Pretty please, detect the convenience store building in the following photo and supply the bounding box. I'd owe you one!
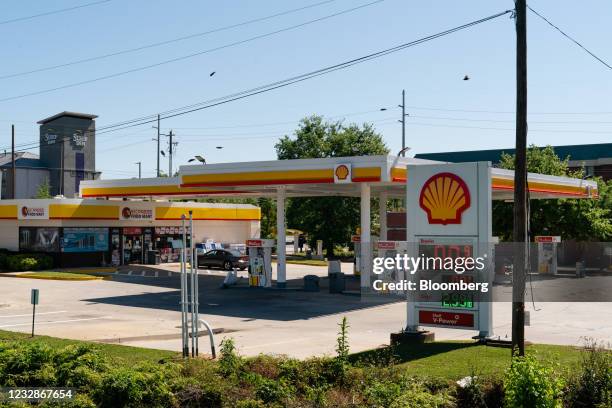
[0,199,260,267]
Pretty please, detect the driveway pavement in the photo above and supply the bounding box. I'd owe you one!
[0,264,610,358]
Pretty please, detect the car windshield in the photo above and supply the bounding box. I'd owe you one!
[228,249,242,257]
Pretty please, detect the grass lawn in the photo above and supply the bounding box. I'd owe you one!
[0,329,177,366]
[352,341,584,380]
[14,271,108,281]
[1,328,586,380]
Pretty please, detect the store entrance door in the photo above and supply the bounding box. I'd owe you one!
[122,227,144,265]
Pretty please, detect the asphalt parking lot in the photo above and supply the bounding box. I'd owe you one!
[1,263,610,358]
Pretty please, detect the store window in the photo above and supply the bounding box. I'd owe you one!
[154,226,190,263]
[19,227,60,252]
[61,228,109,252]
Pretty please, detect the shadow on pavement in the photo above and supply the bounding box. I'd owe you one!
[83,273,401,321]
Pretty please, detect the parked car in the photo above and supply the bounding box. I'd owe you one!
[197,249,248,270]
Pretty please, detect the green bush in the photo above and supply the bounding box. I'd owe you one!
[389,385,455,408]
[93,363,177,408]
[504,354,564,408]
[255,377,291,404]
[0,342,104,389]
[564,339,611,408]
[4,253,53,271]
[175,383,223,408]
[218,338,242,377]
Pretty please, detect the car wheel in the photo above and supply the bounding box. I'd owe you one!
[223,261,232,270]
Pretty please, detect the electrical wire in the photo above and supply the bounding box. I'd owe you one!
[527,4,612,71]
[0,0,384,103]
[0,0,340,80]
[0,0,111,25]
[91,9,514,135]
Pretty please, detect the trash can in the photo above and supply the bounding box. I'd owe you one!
[329,272,345,294]
[576,261,585,278]
[304,275,320,292]
[147,250,160,265]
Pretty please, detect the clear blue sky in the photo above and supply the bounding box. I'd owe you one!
[1,0,610,179]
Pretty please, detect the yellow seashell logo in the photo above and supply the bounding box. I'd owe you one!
[419,172,471,225]
[335,165,350,180]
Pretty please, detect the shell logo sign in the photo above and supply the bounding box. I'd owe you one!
[334,164,351,183]
[419,172,471,225]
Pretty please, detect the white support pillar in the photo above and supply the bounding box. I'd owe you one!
[276,188,287,288]
[360,183,371,290]
[379,191,388,241]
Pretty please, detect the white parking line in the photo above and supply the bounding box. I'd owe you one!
[0,316,109,328]
[0,311,67,319]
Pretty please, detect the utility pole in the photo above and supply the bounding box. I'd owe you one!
[512,0,528,357]
[400,90,406,156]
[397,90,407,156]
[156,115,160,177]
[135,162,142,179]
[11,125,16,199]
[168,130,174,177]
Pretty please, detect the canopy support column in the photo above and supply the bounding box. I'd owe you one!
[276,187,287,288]
[379,191,388,240]
[360,183,371,291]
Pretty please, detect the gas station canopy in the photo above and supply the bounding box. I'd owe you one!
[80,155,598,200]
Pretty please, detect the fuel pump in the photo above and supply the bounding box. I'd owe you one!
[376,241,409,295]
[246,239,274,287]
[535,236,560,275]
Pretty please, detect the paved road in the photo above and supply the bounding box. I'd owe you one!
[0,265,610,358]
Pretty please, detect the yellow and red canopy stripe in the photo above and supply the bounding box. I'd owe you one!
[155,206,260,221]
[49,204,119,220]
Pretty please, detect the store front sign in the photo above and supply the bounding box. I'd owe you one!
[120,207,153,220]
[18,205,48,220]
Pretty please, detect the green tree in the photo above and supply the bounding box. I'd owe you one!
[35,179,52,198]
[493,145,612,241]
[275,115,389,255]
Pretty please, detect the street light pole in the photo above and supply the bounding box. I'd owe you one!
[135,162,141,179]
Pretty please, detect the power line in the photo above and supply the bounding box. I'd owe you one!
[527,4,612,71]
[91,9,513,136]
[0,0,384,103]
[405,105,612,115]
[0,0,111,25]
[0,0,339,80]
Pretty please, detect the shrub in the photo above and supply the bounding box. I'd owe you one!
[504,354,564,408]
[235,399,266,408]
[564,339,611,408]
[254,377,291,404]
[389,385,455,408]
[175,383,223,408]
[93,363,177,408]
[4,253,53,271]
[218,338,242,377]
[0,342,104,390]
[364,380,403,407]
